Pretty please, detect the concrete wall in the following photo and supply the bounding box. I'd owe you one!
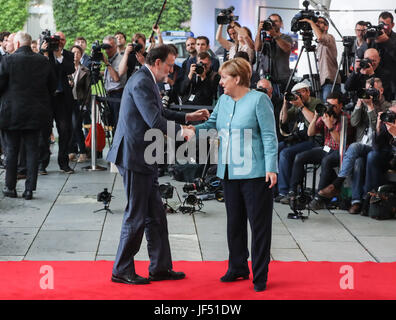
[24,0,56,41]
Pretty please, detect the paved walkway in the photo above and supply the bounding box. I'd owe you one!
[1,145,396,263]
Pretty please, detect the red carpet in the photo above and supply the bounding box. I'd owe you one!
[0,260,395,300]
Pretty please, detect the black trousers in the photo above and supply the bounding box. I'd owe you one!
[4,129,40,191]
[68,99,86,154]
[290,147,339,193]
[112,166,173,277]
[222,176,273,287]
[53,93,73,168]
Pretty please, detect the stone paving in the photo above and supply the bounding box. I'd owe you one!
[1,145,396,263]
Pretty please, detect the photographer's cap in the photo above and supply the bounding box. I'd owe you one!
[291,82,310,92]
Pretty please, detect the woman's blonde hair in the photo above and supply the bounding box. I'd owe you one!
[219,57,252,88]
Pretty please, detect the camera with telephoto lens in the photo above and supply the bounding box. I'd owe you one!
[315,103,337,118]
[285,91,302,102]
[39,29,60,52]
[380,110,396,124]
[262,19,275,31]
[357,87,380,101]
[291,1,319,33]
[217,6,239,25]
[363,22,385,41]
[195,62,205,75]
[97,188,113,204]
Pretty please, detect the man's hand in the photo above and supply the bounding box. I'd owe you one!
[136,51,145,65]
[186,109,210,122]
[290,94,304,108]
[375,31,389,44]
[188,64,197,79]
[385,122,396,138]
[182,125,196,141]
[361,97,374,111]
[266,172,277,189]
[322,113,335,130]
[360,62,375,76]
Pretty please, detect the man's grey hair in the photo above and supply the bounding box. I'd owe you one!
[103,35,116,43]
[14,31,32,47]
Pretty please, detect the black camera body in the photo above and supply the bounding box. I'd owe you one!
[315,103,337,118]
[40,29,60,52]
[262,19,275,32]
[359,58,372,70]
[183,178,206,193]
[363,22,385,40]
[380,110,396,124]
[159,183,174,199]
[97,188,112,204]
[195,62,205,75]
[291,1,319,33]
[357,87,380,100]
[131,40,143,53]
[217,6,239,25]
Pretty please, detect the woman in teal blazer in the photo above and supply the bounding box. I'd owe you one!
[192,58,278,292]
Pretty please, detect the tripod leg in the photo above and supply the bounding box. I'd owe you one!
[331,54,344,93]
[285,46,305,92]
[305,51,320,99]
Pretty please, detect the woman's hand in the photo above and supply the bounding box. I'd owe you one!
[266,172,277,189]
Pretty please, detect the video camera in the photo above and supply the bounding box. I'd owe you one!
[315,103,338,118]
[380,110,396,123]
[291,1,319,33]
[91,40,111,63]
[363,22,385,41]
[39,29,60,52]
[217,6,239,25]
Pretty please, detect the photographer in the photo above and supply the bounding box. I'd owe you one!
[287,92,353,206]
[118,32,147,81]
[255,14,293,95]
[344,48,392,101]
[185,36,220,74]
[102,35,127,133]
[354,21,368,60]
[180,51,220,106]
[276,82,321,203]
[300,16,341,100]
[39,31,75,174]
[74,36,91,68]
[216,18,255,64]
[374,11,396,100]
[317,78,391,213]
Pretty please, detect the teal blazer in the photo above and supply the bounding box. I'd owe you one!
[195,90,278,180]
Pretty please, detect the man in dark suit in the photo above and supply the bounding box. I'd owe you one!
[0,31,55,199]
[39,31,75,174]
[107,45,208,285]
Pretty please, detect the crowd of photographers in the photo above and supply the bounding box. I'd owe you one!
[1,6,396,214]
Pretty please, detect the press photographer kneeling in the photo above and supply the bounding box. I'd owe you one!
[276,82,322,203]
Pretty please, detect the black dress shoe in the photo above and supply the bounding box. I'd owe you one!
[2,187,17,198]
[60,166,74,174]
[22,190,33,200]
[39,168,48,175]
[111,273,150,285]
[220,272,250,282]
[254,283,267,292]
[148,270,186,281]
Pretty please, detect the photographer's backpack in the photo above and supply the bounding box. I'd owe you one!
[363,185,396,220]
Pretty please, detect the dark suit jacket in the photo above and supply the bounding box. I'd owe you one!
[48,48,75,101]
[107,65,186,174]
[0,46,56,130]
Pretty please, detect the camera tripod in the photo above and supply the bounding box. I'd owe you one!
[331,38,355,93]
[82,63,114,172]
[94,201,114,214]
[285,32,321,99]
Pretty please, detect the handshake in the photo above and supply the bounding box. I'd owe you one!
[181,108,210,141]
